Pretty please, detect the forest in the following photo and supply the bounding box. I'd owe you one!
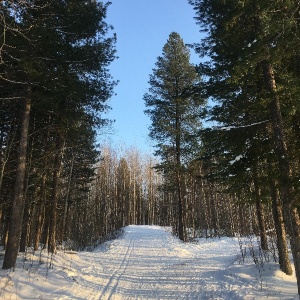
[1,0,300,295]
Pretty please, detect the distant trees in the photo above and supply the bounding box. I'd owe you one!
[144,32,205,241]
[80,145,165,249]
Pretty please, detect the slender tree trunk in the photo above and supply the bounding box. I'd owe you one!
[175,96,184,241]
[269,177,292,275]
[48,131,64,253]
[19,200,30,252]
[132,169,136,225]
[286,206,300,273]
[263,60,293,204]
[60,154,74,244]
[263,60,300,292]
[20,133,35,252]
[176,155,184,241]
[34,199,45,251]
[42,213,50,250]
[210,186,220,238]
[3,85,32,269]
[33,124,50,251]
[253,164,268,250]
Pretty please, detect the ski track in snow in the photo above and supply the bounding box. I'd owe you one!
[0,225,298,299]
[74,225,241,300]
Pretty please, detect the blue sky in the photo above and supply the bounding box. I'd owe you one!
[100,0,203,153]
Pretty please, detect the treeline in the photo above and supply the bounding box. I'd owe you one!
[76,145,259,248]
[72,145,164,249]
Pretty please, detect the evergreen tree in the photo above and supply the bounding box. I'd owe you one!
[1,0,116,268]
[144,32,205,241]
[190,0,298,283]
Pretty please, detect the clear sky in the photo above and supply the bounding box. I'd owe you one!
[100,0,202,154]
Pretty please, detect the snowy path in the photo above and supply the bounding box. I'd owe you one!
[0,225,298,299]
[88,225,239,299]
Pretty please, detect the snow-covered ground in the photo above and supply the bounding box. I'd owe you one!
[0,225,298,299]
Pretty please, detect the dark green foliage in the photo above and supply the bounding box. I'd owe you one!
[144,32,205,165]
[190,0,300,195]
[189,0,300,286]
[0,0,117,261]
[144,32,206,240]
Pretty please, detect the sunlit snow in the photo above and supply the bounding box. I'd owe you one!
[0,225,298,299]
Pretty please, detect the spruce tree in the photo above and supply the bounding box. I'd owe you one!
[2,0,116,268]
[190,0,298,283]
[144,32,205,241]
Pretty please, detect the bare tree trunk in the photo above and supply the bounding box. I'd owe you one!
[175,99,184,241]
[281,204,300,292]
[263,60,300,292]
[176,166,184,241]
[3,85,31,269]
[48,131,64,253]
[42,213,50,250]
[33,199,45,251]
[20,132,35,252]
[253,163,268,251]
[33,126,50,251]
[19,200,30,252]
[269,177,292,275]
[60,154,74,244]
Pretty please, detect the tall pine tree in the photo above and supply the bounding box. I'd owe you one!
[2,0,116,269]
[190,0,299,287]
[144,32,205,241]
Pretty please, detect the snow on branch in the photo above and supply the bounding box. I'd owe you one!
[216,120,269,131]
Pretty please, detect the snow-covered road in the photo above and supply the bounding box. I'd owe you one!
[87,225,239,299]
[0,225,298,299]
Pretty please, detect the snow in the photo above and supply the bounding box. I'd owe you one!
[229,154,243,165]
[219,120,269,131]
[0,225,298,299]
[247,39,257,48]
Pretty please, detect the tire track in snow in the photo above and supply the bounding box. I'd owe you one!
[62,225,245,299]
[98,234,136,299]
[2,226,291,299]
